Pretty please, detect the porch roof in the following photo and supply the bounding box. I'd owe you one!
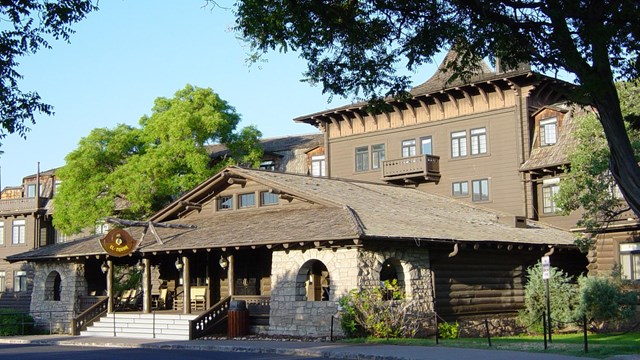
[8,167,577,262]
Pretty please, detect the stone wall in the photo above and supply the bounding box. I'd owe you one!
[30,261,87,334]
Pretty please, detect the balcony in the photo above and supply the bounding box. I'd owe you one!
[0,197,47,214]
[381,155,441,184]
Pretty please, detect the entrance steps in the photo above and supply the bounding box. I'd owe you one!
[80,312,198,340]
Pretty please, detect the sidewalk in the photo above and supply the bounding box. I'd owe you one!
[4,334,637,360]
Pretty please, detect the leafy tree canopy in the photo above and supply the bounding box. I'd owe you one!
[0,1,96,146]
[556,81,640,247]
[53,85,263,235]
[232,0,640,217]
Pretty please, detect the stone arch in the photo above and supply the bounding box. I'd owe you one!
[380,258,405,299]
[295,259,330,301]
[44,271,62,301]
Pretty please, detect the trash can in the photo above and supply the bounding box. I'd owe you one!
[227,300,248,338]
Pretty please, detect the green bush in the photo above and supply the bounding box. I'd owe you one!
[0,309,34,336]
[574,275,638,330]
[437,321,459,339]
[519,262,579,332]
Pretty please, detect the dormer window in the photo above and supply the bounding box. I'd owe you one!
[540,117,558,146]
[217,196,233,211]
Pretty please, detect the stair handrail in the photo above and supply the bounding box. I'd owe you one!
[189,296,231,340]
[71,296,108,335]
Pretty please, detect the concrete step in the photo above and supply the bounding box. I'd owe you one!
[81,312,195,340]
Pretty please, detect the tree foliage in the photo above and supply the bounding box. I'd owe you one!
[0,1,96,146]
[233,0,640,217]
[555,81,640,247]
[53,85,263,234]
[575,275,637,330]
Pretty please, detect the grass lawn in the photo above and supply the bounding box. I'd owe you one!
[341,332,640,359]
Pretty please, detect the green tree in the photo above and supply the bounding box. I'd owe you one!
[232,0,640,217]
[555,81,640,248]
[0,1,96,146]
[53,84,263,234]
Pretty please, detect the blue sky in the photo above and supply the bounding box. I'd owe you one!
[1,1,440,187]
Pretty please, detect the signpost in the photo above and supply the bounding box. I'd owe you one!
[541,255,552,343]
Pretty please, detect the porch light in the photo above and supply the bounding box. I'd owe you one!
[100,262,109,274]
[136,260,144,272]
[219,256,228,270]
[175,257,183,270]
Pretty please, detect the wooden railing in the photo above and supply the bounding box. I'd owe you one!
[0,197,47,212]
[381,154,441,182]
[235,295,271,326]
[189,296,231,340]
[71,297,108,335]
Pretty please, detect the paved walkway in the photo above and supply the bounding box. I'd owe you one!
[0,335,638,360]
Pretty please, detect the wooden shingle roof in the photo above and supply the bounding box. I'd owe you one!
[8,167,576,262]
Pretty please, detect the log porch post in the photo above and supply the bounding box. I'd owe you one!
[142,258,151,313]
[182,255,191,314]
[227,254,235,297]
[106,260,114,313]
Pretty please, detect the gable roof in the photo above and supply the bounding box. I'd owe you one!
[207,133,323,159]
[8,167,576,262]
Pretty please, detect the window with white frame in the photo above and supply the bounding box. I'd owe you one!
[542,178,561,214]
[12,220,25,245]
[54,180,62,196]
[371,144,385,169]
[260,191,279,206]
[259,160,276,171]
[452,181,469,197]
[471,179,489,202]
[94,222,109,235]
[55,230,68,244]
[0,221,4,246]
[355,146,369,172]
[470,128,487,155]
[451,131,467,158]
[14,271,27,292]
[401,139,416,158]
[0,271,5,292]
[311,155,326,177]
[26,184,36,198]
[540,117,558,146]
[217,196,233,211]
[619,243,640,281]
[239,193,256,208]
[420,136,433,155]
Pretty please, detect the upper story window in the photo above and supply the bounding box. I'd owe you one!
[471,179,489,202]
[311,155,326,177]
[94,222,109,235]
[420,137,432,155]
[259,160,276,171]
[620,243,640,281]
[540,117,558,146]
[54,180,62,196]
[12,220,25,245]
[355,146,369,172]
[0,271,5,292]
[260,191,279,206]
[451,131,468,158]
[371,144,385,169]
[26,184,36,198]
[542,181,561,214]
[0,221,4,246]
[402,139,416,158]
[217,196,233,211]
[56,230,68,244]
[452,181,469,197]
[470,128,487,155]
[239,193,256,208]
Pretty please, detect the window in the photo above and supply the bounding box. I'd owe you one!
[217,196,233,211]
[0,221,4,245]
[401,139,416,158]
[260,191,279,206]
[55,230,68,244]
[94,222,109,235]
[619,243,640,281]
[26,184,36,198]
[54,180,62,196]
[451,131,467,158]
[14,271,27,292]
[259,160,276,171]
[0,271,5,292]
[452,181,469,197]
[471,179,489,202]
[371,144,385,169]
[470,128,487,155]
[540,117,558,146]
[12,220,25,245]
[542,184,560,214]
[420,137,432,155]
[355,146,369,172]
[311,155,326,177]
[239,193,256,208]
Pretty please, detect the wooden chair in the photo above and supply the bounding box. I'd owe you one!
[153,288,168,310]
[190,287,207,311]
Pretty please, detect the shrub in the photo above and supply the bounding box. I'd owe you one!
[437,321,459,339]
[574,275,638,331]
[519,262,579,332]
[0,309,34,336]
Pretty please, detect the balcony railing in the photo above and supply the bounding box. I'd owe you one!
[381,154,441,184]
[0,197,47,213]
